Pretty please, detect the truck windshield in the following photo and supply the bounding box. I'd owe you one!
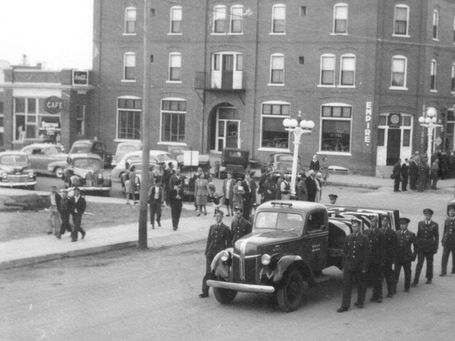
[254,211,305,235]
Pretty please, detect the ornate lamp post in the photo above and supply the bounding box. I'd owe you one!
[283,111,315,198]
[418,106,442,167]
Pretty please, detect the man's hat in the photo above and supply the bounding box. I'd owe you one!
[423,208,434,215]
[234,206,243,212]
[329,194,338,199]
[399,217,410,224]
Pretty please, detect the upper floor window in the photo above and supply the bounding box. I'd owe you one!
[320,54,336,86]
[170,6,182,34]
[333,4,348,34]
[213,5,226,33]
[340,54,355,86]
[230,5,244,34]
[430,59,437,91]
[451,63,455,92]
[271,4,286,34]
[393,5,409,36]
[125,7,137,34]
[433,10,439,40]
[270,54,284,85]
[391,55,407,89]
[123,52,136,81]
[168,52,182,82]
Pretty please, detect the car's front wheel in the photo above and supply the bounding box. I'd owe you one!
[213,280,237,305]
[54,167,64,178]
[276,269,306,312]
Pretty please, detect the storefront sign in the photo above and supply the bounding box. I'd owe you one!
[41,121,59,132]
[72,70,89,86]
[364,101,372,146]
[44,96,63,114]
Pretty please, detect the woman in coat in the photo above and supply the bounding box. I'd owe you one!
[232,178,246,211]
[195,172,210,216]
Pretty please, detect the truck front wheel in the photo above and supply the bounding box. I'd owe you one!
[213,286,237,304]
[276,269,305,312]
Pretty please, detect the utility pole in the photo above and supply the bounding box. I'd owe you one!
[138,0,151,249]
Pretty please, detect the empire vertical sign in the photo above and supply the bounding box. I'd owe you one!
[365,101,372,146]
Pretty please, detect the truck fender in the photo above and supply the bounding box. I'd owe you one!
[211,248,233,280]
[273,256,315,286]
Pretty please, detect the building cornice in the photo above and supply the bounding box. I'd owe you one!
[0,82,94,91]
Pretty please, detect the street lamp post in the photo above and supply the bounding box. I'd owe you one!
[418,107,442,167]
[283,111,315,198]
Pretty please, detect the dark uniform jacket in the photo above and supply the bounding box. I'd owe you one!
[395,230,416,263]
[71,195,86,216]
[364,228,385,265]
[231,217,252,245]
[382,228,398,264]
[343,233,370,271]
[400,164,409,180]
[205,223,232,258]
[442,217,455,248]
[416,220,439,253]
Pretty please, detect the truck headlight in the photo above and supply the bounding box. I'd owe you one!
[261,254,271,266]
[221,251,230,262]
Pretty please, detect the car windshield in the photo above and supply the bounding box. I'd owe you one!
[254,211,305,235]
[70,143,91,153]
[73,158,103,171]
[0,154,28,166]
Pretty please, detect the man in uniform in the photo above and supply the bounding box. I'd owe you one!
[337,218,370,312]
[441,203,455,276]
[365,216,385,302]
[381,216,398,297]
[231,206,252,245]
[200,211,232,298]
[70,187,86,242]
[57,189,72,239]
[328,194,338,205]
[413,208,439,285]
[394,217,416,292]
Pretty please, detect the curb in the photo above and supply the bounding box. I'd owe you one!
[326,181,382,190]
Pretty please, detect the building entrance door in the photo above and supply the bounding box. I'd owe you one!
[386,129,401,165]
[216,119,240,151]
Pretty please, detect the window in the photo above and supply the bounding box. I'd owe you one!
[124,7,136,34]
[320,54,335,86]
[340,54,355,86]
[271,4,286,34]
[452,63,455,92]
[213,5,226,33]
[430,59,437,91]
[230,5,243,34]
[170,6,182,34]
[432,10,439,40]
[391,56,407,88]
[333,4,348,34]
[393,5,409,36]
[123,52,136,81]
[161,99,186,142]
[270,54,284,85]
[261,102,290,149]
[117,97,141,140]
[76,105,86,136]
[320,105,352,153]
[168,53,182,82]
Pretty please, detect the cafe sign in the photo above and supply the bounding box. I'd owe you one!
[44,96,63,114]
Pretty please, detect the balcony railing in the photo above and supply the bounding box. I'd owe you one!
[194,71,245,91]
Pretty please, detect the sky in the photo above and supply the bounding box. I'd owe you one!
[0,0,93,70]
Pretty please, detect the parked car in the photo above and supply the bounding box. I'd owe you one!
[120,160,156,195]
[268,153,294,175]
[0,151,37,189]
[68,139,113,168]
[219,148,249,179]
[21,143,67,178]
[111,141,142,167]
[207,201,400,312]
[62,153,111,195]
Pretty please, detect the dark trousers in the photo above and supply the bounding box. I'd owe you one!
[59,212,72,234]
[71,213,85,241]
[368,262,383,299]
[395,261,412,291]
[383,262,396,295]
[149,201,162,225]
[414,252,434,282]
[202,255,214,295]
[409,175,418,190]
[170,199,182,229]
[394,178,400,191]
[341,268,366,308]
[243,200,252,220]
[441,246,455,274]
[401,177,408,191]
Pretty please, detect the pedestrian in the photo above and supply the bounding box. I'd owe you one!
[309,154,320,172]
[296,172,308,201]
[328,194,338,205]
[222,171,235,216]
[260,174,276,203]
[126,165,138,205]
[243,171,257,220]
[413,208,439,286]
[392,159,401,192]
[58,188,72,238]
[305,170,318,202]
[365,216,385,303]
[409,156,419,190]
[275,174,283,200]
[441,203,455,276]
[47,185,62,237]
[232,178,246,212]
[394,217,416,292]
[199,210,232,298]
[320,156,329,185]
[315,172,323,202]
[337,218,370,312]
[280,174,291,200]
[162,161,174,206]
[191,167,204,211]
[417,157,428,192]
[195,172,210,216]
[401,158,409,191]
[231,206,252,245]
[431,158,440,189]
[148,178,163,229]
[169,168,184,231]
[381,216,398,297]
[70,187,86,242]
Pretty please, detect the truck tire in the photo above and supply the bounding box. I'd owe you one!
[213,286,237,305]
[276,269,305,312]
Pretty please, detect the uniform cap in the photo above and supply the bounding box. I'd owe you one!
[399,217,410,224]
[234,206,243,212]
[329,194,338,199]
[423,208,434,215]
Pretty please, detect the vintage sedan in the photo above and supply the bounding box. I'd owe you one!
[68,139,113,168]
[268,153,294,175]
[62,153,111,195]
[111,141,142,167]
[21,143,67,178]
[0,151,37,189]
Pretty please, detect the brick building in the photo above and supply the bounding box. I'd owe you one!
[92,0,455,175]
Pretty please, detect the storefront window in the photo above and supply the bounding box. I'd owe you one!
[261,102,290,149]
[320,105,351,152]
[161,99,186,142]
